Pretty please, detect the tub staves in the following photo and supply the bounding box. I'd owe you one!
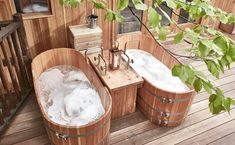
[32,48,112,145]
[117,34,195,127]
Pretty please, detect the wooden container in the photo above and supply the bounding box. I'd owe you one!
[117,33,195,127]
[219,23,235,34]
[69,24,102,53]
[31,48,112,145]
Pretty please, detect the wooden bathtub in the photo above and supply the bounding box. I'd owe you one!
[31,48,112,145]
[117,33,195,127]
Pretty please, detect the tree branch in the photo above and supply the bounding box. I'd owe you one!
[127,5,199,60]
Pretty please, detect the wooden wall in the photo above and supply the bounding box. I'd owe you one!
[1,0,235,59]
[0,0,16,21]
[21,0,115,58]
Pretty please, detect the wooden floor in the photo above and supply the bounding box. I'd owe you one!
[1,36,235,145]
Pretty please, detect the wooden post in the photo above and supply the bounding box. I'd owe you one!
[0,41,21,101]
[11,31,31,88]
[7,36,25,90]
[0,85,10,117]
[141,0,152,35]
[0,48,15,109]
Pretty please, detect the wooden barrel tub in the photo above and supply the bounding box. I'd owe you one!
[31,48,112,145]
[117,33,195,127]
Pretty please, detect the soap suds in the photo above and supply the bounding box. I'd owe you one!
[125,49,189,93]
[38,65,105,126]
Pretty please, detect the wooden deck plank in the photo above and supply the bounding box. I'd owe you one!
[208,132,235,145]
[176,119,235,145]
[13,135,50,145]
[145,109,235,145]
[109,89,235,145]
[0,126,46,145]
[110,110,147,133]
[3,118,44,136]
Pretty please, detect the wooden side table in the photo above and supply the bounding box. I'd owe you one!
[88,51,144,119]
[69,24,102,54]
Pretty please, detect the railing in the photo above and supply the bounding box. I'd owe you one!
[0,19,32,134]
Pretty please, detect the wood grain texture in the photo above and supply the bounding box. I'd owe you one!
[0,0,16,21]
[88,50,143,119]
[31,48,112,145]
[21,0,115,59]
[69,24,103,51]
[117,33,195,127]
[1,37,235,145]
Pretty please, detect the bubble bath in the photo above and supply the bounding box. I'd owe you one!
[38,65,105,126]
[125,49,189,93]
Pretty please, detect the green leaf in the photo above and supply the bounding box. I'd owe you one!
[193,25,202,33]
[205,60,220,78]
[154,0,163,6]
[228,44,235,61]
[115,13,125,22]
[105,11,115,21]
[174,32,184,44]
[132,0,148,10]
[228,15,235,24]
[198,41,210,57]
[220,15,228,24]
[165,0,176,9]
[184,66,195,85]
[148,7,161,28]
[213,36,228,53]
[209,102,214,114]
[172,64,182,76]
[117,0,129,11]
[193,79,202,92]
[209,94,217,102]
[92,0,106,9]
[207,28,217,35]
[223,97,231,113]
[203,81,212,94]
[231,99,235,106]
[70,0,80,7]
[159,27,168,40]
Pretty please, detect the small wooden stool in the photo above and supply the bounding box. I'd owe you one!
[88,51,144,119]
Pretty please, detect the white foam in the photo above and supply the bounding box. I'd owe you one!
[38,65,105,126]
[125,49,189,93]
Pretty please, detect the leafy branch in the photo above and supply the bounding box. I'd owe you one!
[60,0,235,114]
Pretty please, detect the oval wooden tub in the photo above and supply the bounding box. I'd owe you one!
[31,48,112,145]
[117,33,195,127]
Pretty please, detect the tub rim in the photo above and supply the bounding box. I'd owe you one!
[31,48,112,130]
[124,49,195,95]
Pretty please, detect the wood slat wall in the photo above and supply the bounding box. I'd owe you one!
[0,0,16,21]
[1,0,234,59]
[21,0,114,58]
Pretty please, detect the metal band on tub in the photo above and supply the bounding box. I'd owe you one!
[45,114,111,141]
[143,87,193,103]
[137,95,189,117]
[137,96,188,126]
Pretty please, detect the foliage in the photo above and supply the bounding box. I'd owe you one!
[60,0,235,115]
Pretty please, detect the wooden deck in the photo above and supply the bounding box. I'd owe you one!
[1,37,235,145]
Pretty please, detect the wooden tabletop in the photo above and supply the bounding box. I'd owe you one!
[88,51,144,91]
[69,24,102,37]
